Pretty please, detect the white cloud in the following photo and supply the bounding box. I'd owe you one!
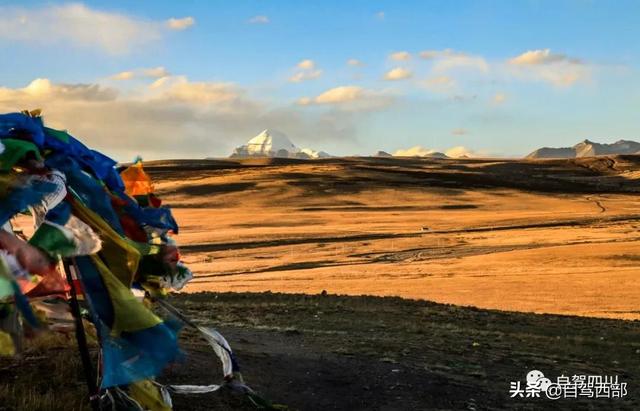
[111,71,135,81]
[383,67,413,81]
[166,16,195,30]
[314,86,363,104]
[347,58,364,67]
[420,49,488,73]
[394,146,437,157]
[297,59,316,70]
[507,49,589,87]
[376,11,385,20]
[418,48,588,89]
[1,78,117,102]
[419,49,465,60]
[520,65,588,87]
[421,75,456,92]
[248,15,270,24]
[508,49,581,66]
[0,77,358,159]
[389,51,411,61]
[0,3,182,54]
[148,76,243,107]
[394,145,481,158]
[445,146,476,158]
[419,49,489,78]
[143,67,170,78]
[415,50,491,95]
[419,50,447,60]
[289,60,322,82]
[111,66,170,80]
[298,85,393,111]
[289,70,323,83]
[435,55,488,73]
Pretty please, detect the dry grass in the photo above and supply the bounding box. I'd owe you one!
[0,332,91,411]
[134,156,640,320]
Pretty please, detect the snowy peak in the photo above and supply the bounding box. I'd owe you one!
[245,129,300,157]
[300,148,332,159]
[231,130,331,159]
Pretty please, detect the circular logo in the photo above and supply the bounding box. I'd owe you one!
[526,370,545,386]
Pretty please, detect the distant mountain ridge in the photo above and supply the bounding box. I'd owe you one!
[422,152,449,159]
[527,139,640,159]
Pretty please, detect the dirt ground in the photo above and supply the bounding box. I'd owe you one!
[144,155,640,320]
[2,292,638,410]
[165,292,640,411]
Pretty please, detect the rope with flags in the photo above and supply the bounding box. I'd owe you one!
[0,110,281,410]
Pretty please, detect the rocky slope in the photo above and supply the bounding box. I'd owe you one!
[527,139,640,158]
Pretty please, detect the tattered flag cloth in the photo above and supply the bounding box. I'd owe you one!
[121,160,154,197]
[0,230,56,278]
[0,112,46,146]
[0,111,275,410]
[0,174,57,227]
[29,169,67,228]
[0,139,42,171]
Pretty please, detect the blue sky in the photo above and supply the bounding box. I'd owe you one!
[0,1,638,159]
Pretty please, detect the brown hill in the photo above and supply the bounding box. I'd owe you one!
[527,139,640,158]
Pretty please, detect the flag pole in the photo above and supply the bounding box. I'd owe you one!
[62,259,100,411]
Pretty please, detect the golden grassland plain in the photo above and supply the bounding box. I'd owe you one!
[141,155,640,320]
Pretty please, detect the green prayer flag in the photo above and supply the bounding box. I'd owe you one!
[44,127,71,144]
[0,139,42,171]
[28,222,76,258]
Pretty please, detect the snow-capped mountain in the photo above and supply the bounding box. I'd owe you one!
[393,146,450,158]
[300,148,332,159]
[231,129,299,157]
[231,130,331,159]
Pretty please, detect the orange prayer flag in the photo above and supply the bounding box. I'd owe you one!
[120,161,154,197]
